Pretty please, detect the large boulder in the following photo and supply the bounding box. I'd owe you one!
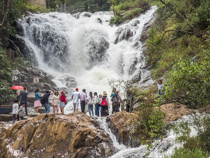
[0,112,116,158]
[160,103,193,122]
[106,111,139,147]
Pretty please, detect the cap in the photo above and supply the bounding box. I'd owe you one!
[103,91,107,97]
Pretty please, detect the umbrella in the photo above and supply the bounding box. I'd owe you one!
[10,86,24,90]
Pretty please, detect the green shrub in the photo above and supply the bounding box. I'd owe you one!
[162,49,210,109]
[132,87,165,145]
[168,148,208,158]
[110,0,150,25]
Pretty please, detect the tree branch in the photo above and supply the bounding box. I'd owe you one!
[159,0,186,21]
[0,0,11,27]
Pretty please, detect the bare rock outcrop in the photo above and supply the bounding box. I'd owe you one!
[106,111,139,147]
[160,103,193,122]
[0,112,115,158]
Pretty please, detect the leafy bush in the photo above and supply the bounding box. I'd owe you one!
[162,49,210,109]
[132,87,165,145]
[168,148,208,158]
[145,0,210,79]
[110,0,150,25]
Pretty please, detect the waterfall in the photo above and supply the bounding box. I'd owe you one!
[18,6,157,96]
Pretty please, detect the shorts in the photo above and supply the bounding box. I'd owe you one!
[73,103,79,110]
[60,102,65,108]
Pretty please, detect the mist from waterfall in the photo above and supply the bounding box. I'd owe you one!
[18,6,157,96]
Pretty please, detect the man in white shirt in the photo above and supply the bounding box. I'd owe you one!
[72,88,80,112]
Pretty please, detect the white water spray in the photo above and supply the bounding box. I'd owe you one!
[18,7,157,96]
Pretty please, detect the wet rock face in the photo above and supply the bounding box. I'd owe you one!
[0,113,115,158]
[12,67,77,105]
[13,67,58,93]
[106,112,140,147]
[114,28,134,44]
[160,103,193,122]
[83,30,109,68]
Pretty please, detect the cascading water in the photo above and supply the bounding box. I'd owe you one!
[110,114,200,158]
[18,6,157,98]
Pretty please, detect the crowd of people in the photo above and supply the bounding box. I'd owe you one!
[12,80,164,123]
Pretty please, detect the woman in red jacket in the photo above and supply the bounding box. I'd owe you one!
[60,91,66,114]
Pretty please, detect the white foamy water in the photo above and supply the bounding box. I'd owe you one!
[110,114,199,158]
[96,117,127,151]
[18,7,157,100]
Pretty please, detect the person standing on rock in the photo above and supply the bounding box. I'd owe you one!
[124,90,134,112]
[34,89,42,113]
[60,91,66,114]
[52,91,60,113]
[94,92,100,117]
[112,91,121,114]
[157,80,164,95]
[87,92,94,116]
[41,90,53,113]
[20,87,28,115]
[72,88,80,112]
[101,91,109,117]
[12,99,19,123]
[80,89,87,113]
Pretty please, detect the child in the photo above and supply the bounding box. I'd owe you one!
[12,99,19,123]
[18,102,25,120]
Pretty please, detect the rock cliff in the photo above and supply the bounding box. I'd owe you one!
[0,112,115,158]
[106,111,139,147]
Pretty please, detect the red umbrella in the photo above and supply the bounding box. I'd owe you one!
[10,86,24,90]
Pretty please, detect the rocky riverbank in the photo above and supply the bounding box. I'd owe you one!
[0,112,116,158]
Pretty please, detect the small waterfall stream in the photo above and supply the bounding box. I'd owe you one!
[97,115,200,158]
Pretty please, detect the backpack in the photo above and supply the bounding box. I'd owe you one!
[111,95,118,102]
[40,95,47,104]
[101,98,107,106]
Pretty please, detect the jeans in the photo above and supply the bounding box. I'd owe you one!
[95,103,100,116]
[44,103,50,113]
[13,114,17,123]
[88,104,94,116]
[81,100,86,113]
[99,106,101,117]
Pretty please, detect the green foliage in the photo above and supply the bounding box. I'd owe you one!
[168,148,208,158]
[132,87,165,145]
[110,0,150,25]
[162,49,210,109]
[146,0,210,79]
[67,0,110,13]
[0,46,15,105]
[0,0,31,105]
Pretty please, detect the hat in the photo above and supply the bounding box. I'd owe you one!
[103,91,107,97]
[76,88,79,91]
[60,91,64,94]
